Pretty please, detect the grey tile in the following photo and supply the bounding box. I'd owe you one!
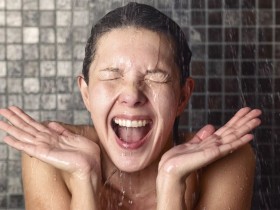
[0,95,6,108]
[72,92,86,109]
[224,10,240,26]
[73,11,89,26]
[23,44,39,60]
[0,0,4,9]
[40,61,56,77]
[0,11,5,26]
[7,28,22,43]
[40,44,56,60]
[6,0,21,10]
[40,11,55,26]
[39,0,55,10]
[40,28,55,43]
[57,77,73,93]
[23,61,39,77]
[0,145,7,160]
[40,78,56,93]
[40,110,57,121]
[23,78,40,93]
[41,94,56,110]
[25,111,40,121]
[7,79,22,93]
[57,44,72,60]
[57,110,73,123]
[6,11,22,27]
[73,44,84,60]
[0,178,7,193]
[7,45,22,61]
[8,194,24,208]
[74,110,90,124]
[0,61,6,76]
[57,61,72,76]
[0,45,5,60]
[56,11,72,26]
[23,27,39,44]
[0,78,6,93]
[23,11,40,27]
[7,61,22,77]
[58,94,72,110]
[8,147,21,160]
[23,0,39,10]
[0,28,5,43]
[72,27,88,43]
[56,27,72,43]
[24,94,40,109]
[8,95,23,107]
[56,0,72,9]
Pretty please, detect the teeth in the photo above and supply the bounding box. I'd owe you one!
[114,118,150,128]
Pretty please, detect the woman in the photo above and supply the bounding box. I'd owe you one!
[0,3,261,210]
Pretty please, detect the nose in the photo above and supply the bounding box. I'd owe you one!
[118,81,147,107]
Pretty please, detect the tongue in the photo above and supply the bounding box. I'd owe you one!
[117,126,150,142]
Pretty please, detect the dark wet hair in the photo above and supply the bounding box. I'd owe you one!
[82,2,192,145]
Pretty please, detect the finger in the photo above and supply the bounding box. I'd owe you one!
[8,106,51,134]
[3,135,36,156]
[188,125,215,144]
[47,122,73,137]
[0,120,35,143]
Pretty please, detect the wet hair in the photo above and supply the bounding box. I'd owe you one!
[82,2,192,145]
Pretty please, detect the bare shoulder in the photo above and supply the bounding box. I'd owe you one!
[195,144,256,210]
[22,153,71,210]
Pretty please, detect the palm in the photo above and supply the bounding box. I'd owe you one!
[0,106,101,179]
[158,107,261,179]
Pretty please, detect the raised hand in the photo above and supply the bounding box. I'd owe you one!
[0,106,101,180]
[158,107,261,181]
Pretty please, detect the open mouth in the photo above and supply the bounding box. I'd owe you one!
[111,117,152,149]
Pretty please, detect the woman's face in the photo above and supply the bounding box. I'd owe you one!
[79,27,192,172]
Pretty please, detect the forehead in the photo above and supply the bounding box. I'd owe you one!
[93,27,177,70]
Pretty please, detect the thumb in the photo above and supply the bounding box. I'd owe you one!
[189,124,215,143]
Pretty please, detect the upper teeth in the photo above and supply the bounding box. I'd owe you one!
[114,118,150,128]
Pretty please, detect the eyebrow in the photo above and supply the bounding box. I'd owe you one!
[99,67,120,72]
[146,69,168,74]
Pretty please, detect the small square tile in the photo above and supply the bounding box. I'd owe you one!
[0,28,5,43]
[6,0,22,10]
[241,61,256,75]
[224,11,240,26]
[41,94,56,109]
[0,161,7,175]
[242,11,256,25]
[26,110,40,121]
[0,61,6,76]
[225,0,239,8]
[242,27,256,42]
[56,0,72,9]
[57,110,73,123]
[191,44,206,60]
[56,27,71,43]
[58,94,72,110]
[56,11,72,26]
[40,45,55,60]
[174,0,188,9]
[7,45,22,60]
[258,27,272,42]
[225,27,239,42]
[7,61,22,77]
[23,11,39,26]
[0,11,5,26]
[24,94,40,109]
[23,0,38,10]
[191,11,206,25]
[57,77,73,93]
[258,44,272,59]
[6,11,22,27]
[40,28,55,43]
[23,27,39,43]
[276,11,280,25]
[0,0,4,9]
[23,61,39,76]
[39,0,54,10]
[208,27,222,42]
[8,95,23,107]
[40,61,56,77]
[7,78,22,93]
[0,178,7,193]
[40,110,56,121]
[73,44,84,60]
[8,194,24,208]
[40,78,56,93]
[208,0,222,8]
[258,10,273,25]
[23,78,40,93]
[23,44,39,60]
[0,95,6,107]
[208,45,222,59]
[73,11,89,26]
[73,27,88,43]
[40,11,55,26]
[74,110,90,124]
[208,11,222,25]
[7,28,22,43]
[57,44,72,60]
[57,61,72,76]
[190,27,206,43]
[0,78,6,93]
[242,0,255,8]
[258,0,272,8]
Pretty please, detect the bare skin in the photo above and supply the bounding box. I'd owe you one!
[0,27,261,210]
[0,106,260,210]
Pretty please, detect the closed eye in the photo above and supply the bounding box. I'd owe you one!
[98,68,122,81]
[145,69,171,83]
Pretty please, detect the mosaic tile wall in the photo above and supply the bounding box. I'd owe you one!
[0,0,278,209]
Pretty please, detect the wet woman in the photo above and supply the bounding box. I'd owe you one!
[0,2,261,210]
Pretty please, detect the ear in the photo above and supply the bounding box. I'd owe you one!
[77,75,91,112]
[176,77,194,116]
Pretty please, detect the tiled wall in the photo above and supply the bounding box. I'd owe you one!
[0,0,278,209]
